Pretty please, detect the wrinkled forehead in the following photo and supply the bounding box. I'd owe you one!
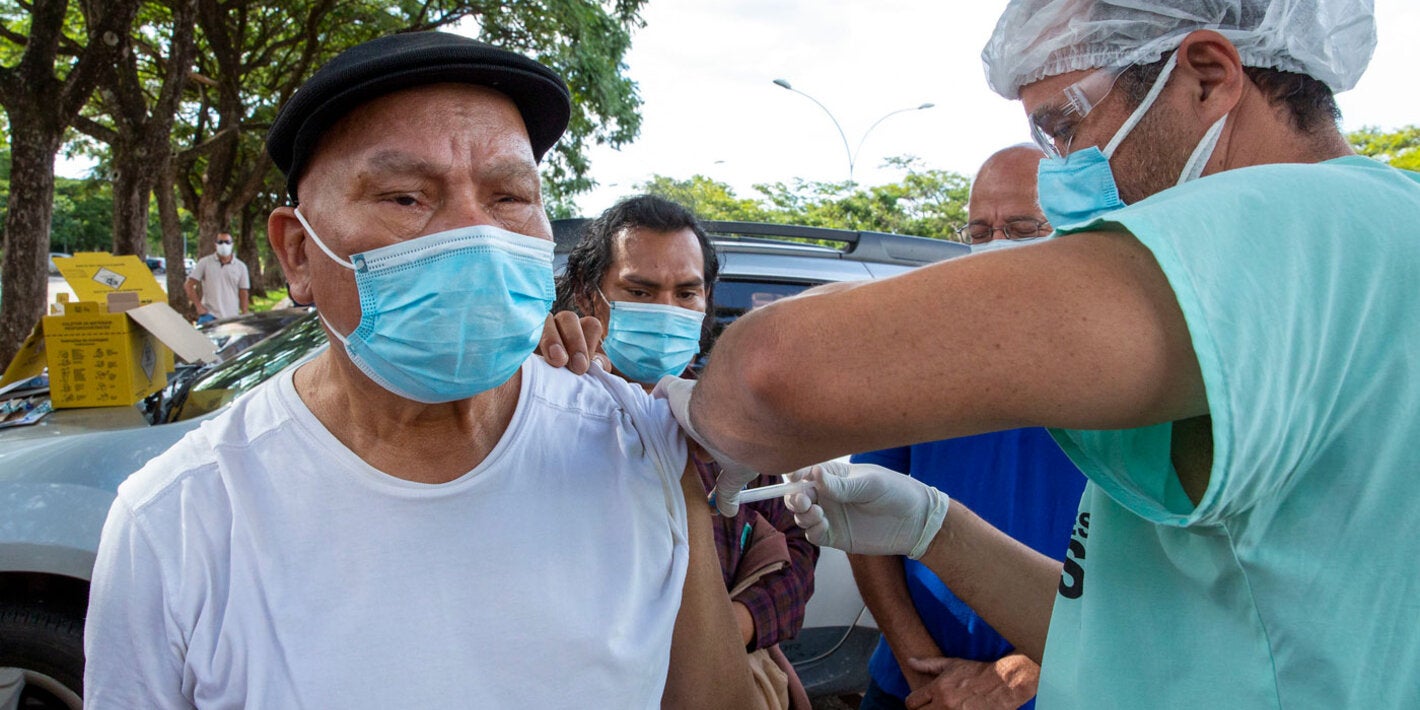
[299,84,537,197]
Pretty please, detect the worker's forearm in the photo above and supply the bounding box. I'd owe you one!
[849,553,942,680]
[914,502,1059,662]
[663,466,766,709]
[688,235,1209,474]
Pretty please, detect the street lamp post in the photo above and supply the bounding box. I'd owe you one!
[772,78,934,185]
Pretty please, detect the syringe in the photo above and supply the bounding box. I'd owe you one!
[707,479,814,509]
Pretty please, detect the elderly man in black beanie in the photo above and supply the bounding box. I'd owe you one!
[83,32,761,709]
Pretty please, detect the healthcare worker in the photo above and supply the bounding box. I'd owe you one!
[646,1,1420,707]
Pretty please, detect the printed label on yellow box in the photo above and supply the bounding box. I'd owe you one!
[92,267,127,290]
[43,308,169,408]
[53,253,165,305]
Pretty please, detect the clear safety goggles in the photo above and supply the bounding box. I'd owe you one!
[1028,67,1124,159]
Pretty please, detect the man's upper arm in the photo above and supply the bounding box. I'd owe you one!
[693,231,1207,473]
[663,459,764,708]
[85,498,190,709]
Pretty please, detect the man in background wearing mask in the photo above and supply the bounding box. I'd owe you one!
[84,33,762,708]
[850,145,1085,710]
[183,230,249,323]
[638,1,1420,707]
[554,194,817,709]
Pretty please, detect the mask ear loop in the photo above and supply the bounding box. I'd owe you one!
[1103,52,1180,159]
[1178,114,1228,185]
[292,207,357,343]
[293,208,356,270]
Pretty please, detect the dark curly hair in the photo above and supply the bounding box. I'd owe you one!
[1118,57,1340,134]
[554,194,720,352]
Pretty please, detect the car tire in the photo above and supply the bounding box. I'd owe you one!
[0,604,85,709]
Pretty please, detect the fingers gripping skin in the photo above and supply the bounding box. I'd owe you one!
[903,653,1040,710]
[538,311,606,374]
[653,376,764,516]
[783,460,950,559]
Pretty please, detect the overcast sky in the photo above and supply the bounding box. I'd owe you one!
[572,0,1420,214]
[52,2,1420,219]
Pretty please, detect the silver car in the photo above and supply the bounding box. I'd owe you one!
[0,223,965,707]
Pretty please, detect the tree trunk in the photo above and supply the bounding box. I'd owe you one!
[0,116,63,368]
[0,0,142,367]
[97,0,199,264]
[157,158,194,318]
[238,198,266,297]
[194,198,228,257]
[109,134,152,257]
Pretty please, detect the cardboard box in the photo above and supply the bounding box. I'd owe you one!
[42,254,217,408]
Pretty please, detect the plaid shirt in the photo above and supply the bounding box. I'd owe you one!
[695,456,819,650]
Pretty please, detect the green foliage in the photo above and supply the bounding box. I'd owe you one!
[474,0,649,215]
[50,176,115,253]
[1349,125,1420,172]
[638,175,774,222]
[639,155,971,240]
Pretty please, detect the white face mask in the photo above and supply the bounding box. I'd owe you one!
[216,242,234,258]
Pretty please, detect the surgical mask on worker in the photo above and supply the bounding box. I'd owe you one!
[215,242,234,258]
[294,208,554,403]
[969,236,1047,254]
[1036,51,1227,229]
[600,292,705,384]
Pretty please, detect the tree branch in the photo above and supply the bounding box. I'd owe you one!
[71,114,118,144]
[175,123,238,162]
[0,23,30,47]
[57,0,142,119]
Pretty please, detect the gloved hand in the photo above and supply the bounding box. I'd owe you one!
[784,460,950,559]
[652,375,762,517]
[196,313,216,325]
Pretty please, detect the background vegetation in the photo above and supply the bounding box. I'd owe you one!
[0,0,1415,365]
[0,0,648,365]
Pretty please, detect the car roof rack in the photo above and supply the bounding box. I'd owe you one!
[551,218,964,267]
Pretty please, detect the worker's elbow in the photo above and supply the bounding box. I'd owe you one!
[706,310,814,458]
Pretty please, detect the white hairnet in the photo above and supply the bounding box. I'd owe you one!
[982,0,1376,99]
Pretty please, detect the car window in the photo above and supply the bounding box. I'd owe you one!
[169,313,326,421]
[712,278,816,331]
[691,278,818,371]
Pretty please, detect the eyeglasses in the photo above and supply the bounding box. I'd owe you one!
[1028,67,1122,159]
[216,239,233,244]
[955,219,1050,244]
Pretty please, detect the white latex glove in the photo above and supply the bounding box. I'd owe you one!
[652,375,762,516]
[784,460,950,559]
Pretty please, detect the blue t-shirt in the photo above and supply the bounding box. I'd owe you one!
[1040,157,1420,708]
[853,429,1086,703]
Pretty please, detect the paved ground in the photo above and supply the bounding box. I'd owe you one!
[813,694,862,710]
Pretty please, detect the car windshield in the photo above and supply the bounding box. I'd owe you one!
[166,313,327,422]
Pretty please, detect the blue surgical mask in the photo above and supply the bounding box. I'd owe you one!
[969,236,1047,255]
[1036,51,1227,229]
[600,293,705,384]
[295,209,554,403]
